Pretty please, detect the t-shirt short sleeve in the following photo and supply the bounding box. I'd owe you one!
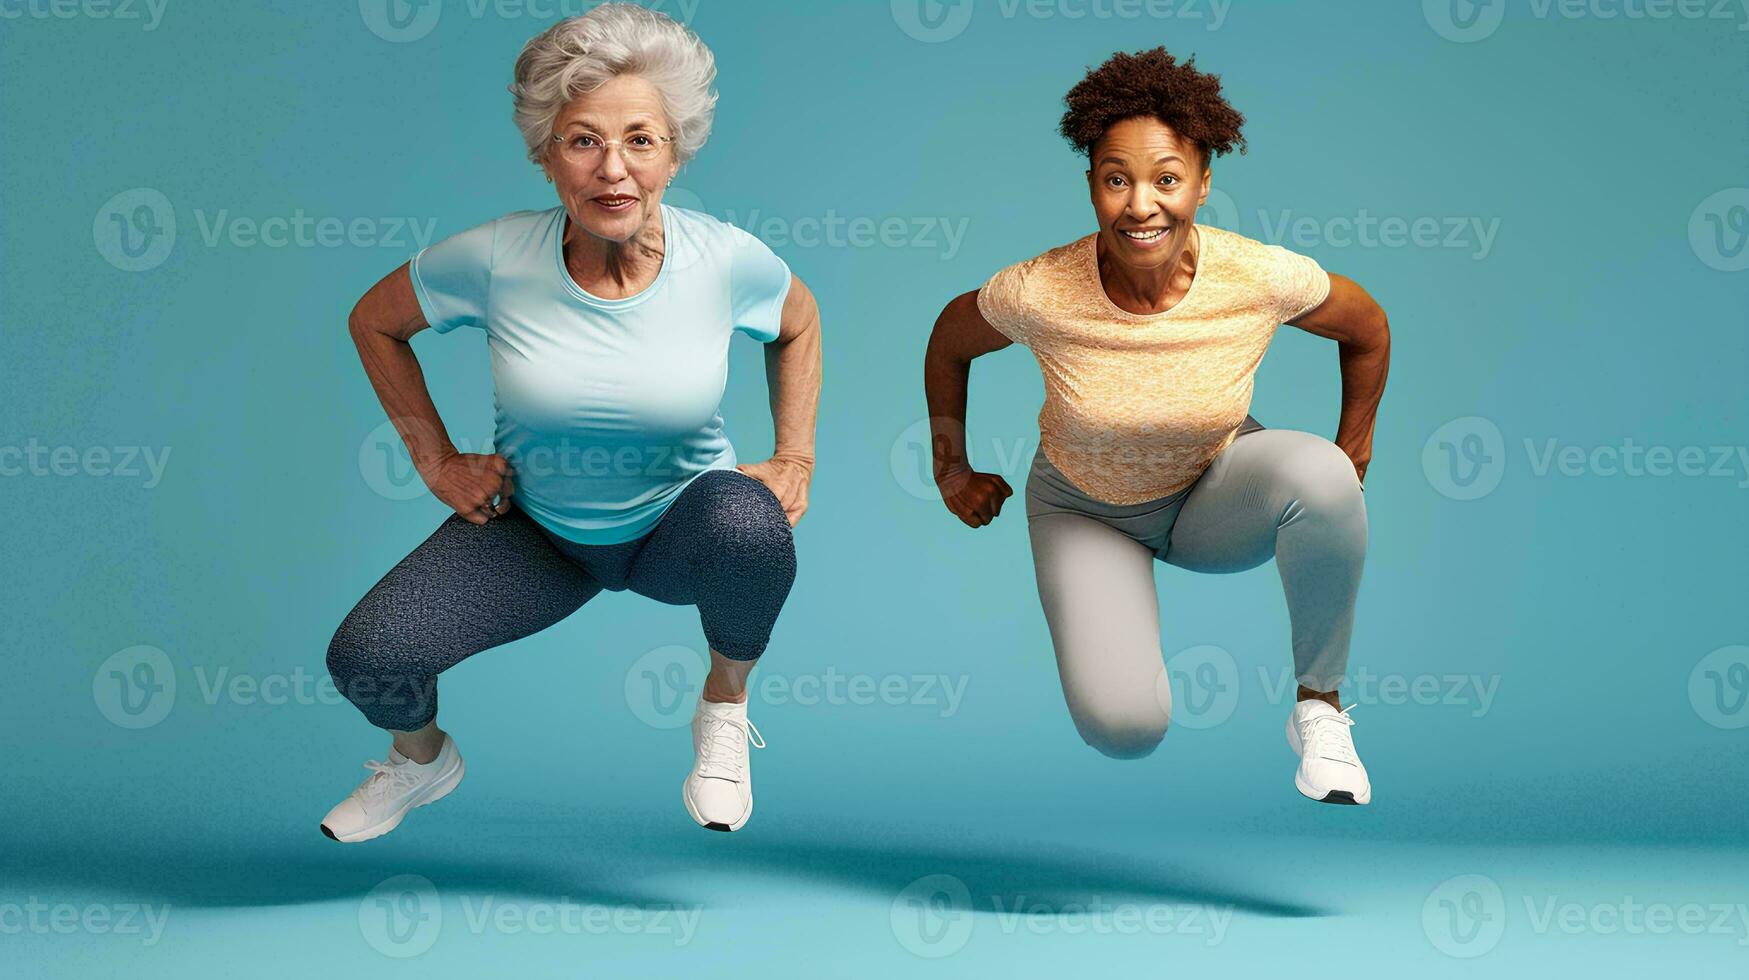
[975,261,1030,345]
[409,217,497,334]
[726,224,792,343]
[1271,245,1331,323]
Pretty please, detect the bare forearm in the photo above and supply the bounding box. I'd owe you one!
[1334,325,1389,463]
[350,326,456,472]
[764,326,820,464]
[922,341,972,480]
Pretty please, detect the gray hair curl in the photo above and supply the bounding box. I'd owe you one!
[511,4,718,167]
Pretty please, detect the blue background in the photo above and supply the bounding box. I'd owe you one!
[3,0,1746,974]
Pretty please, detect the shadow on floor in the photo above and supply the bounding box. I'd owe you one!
[0,809,1331,917]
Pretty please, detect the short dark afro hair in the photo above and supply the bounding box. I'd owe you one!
[1060,47,1247,170]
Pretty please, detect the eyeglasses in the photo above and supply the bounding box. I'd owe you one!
[550,130,675,167]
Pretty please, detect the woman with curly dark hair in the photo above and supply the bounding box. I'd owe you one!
[923,48,1390,805]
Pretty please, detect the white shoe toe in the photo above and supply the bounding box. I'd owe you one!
[685,776,749,828]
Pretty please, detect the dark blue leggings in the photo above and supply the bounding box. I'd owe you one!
[326,468,797,731]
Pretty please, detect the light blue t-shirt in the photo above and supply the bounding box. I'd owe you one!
[408,204,792,545]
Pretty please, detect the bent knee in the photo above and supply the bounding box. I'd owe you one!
[1072,701,1170,759]
[325,599,407,678]
[325,615,366,677]
[694,476,796,568]
[1280,435,1366,514]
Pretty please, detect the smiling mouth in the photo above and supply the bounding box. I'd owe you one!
[593,195,638,210]
[1120,227,1169,241]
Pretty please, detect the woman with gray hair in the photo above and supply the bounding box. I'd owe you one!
[322,3,822,840]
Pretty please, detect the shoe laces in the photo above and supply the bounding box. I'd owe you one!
[358,756,425,805]
[1302,704,1359,765]
[698,714,765,782]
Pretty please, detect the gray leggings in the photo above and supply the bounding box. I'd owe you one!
[1025,418,1368,758]
[326,468,797,732]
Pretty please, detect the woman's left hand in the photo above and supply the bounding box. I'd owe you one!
[736,454,813,527]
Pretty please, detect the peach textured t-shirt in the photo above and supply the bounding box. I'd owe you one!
[977,225,1330,505]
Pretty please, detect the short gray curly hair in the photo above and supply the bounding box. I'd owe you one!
[510,3,718,167]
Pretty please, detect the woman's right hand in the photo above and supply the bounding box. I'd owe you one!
[423,451,515,525]
[937,466,1012,528]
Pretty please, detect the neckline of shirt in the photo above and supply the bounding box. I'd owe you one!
[553,203,673,311]
[1082,223,1215,322]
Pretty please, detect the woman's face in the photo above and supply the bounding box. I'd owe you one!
[542,73,680,245]
[1085,116,1210,275]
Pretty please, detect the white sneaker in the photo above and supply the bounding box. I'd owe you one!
[683,698,764,832]
[321,734,465,842]
[1286,700,1371,805]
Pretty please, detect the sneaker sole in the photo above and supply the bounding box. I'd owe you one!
[321,755,466,843]
[1293,772,1371,805]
